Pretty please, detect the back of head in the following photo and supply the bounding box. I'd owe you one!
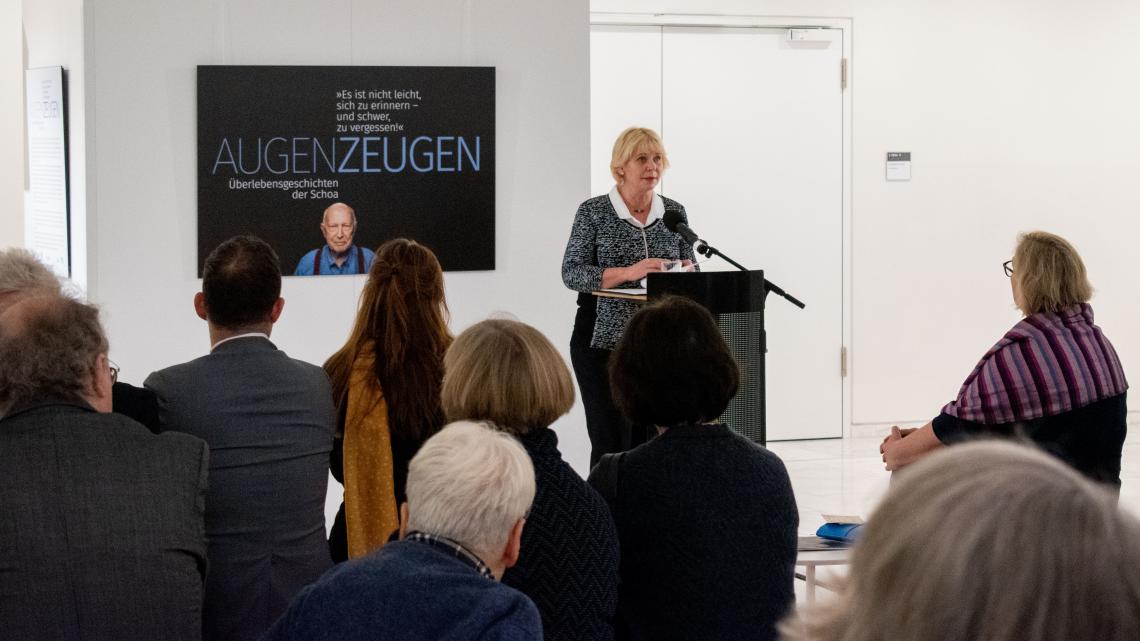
[0,248,62,314]
[442,318,574,434]
[0,295,108,412]
[610,295,739,427]
[790,441,1140,641]
[1014,230,1092,314]
[405,421,536,560]
[326,238,451,439]
[201,235,282,329]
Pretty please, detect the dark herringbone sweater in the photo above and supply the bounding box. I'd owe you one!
[502,427,620,641]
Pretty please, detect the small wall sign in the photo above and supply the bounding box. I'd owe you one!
[886,152,911,181]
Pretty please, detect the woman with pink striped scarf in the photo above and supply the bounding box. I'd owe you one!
[881,231,1128,487]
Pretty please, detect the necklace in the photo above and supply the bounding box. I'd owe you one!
[619,186,652,215]
[625,196,650,214]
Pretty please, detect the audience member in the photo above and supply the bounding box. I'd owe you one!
[0,247,162,430]
[0,295,208,641]
[443,318,620,641]
[589,295,799,641]
[881,231,1129,486]
[145,236,336,641]
[784,440,1140,641]
[323,238,452,561]
[262,421,542,641]
[0,247,62,312]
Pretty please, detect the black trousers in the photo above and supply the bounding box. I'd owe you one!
[570,342,650,469]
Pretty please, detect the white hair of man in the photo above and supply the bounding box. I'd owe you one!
[405,420,536,562]
[322,202,356,224]
[0,248,61,306]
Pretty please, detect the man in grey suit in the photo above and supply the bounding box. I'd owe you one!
[0,295,209,641]
[146,235,336,641]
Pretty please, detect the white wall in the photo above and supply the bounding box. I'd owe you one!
[20,0,89,289]
[18,0,1138,473]
[595,0,1140,432]
[1,0,22,247]
[82,0,594,473]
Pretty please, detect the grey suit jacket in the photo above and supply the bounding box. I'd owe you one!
[0,399,209,641]
[145,336,336,641]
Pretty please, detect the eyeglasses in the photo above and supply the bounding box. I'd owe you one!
[108,359,120,385]
[1002,260,1014,278]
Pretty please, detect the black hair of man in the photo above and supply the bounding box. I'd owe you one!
[609,295,740,428]
[202,235,282,330]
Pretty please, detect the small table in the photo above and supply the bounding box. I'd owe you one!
[795,541,850,605]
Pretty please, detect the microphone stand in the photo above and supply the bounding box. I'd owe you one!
[695,241,806,309]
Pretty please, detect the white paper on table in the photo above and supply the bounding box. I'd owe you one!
[822,514,865,525]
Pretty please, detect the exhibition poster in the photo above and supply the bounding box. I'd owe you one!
[197,65,495,276]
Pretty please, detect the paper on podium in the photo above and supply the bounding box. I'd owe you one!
[593,288,647,301]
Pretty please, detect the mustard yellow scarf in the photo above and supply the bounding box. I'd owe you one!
[342,346,399,559]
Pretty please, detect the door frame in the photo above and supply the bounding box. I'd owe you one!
[590,13,856,438]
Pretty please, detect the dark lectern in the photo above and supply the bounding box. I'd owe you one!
[647,270,769,445]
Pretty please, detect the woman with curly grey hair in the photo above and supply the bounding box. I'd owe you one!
[784,440,1140,641]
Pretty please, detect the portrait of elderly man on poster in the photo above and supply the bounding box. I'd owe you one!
[294,202,377,276]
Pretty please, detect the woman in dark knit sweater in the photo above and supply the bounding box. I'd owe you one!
[442,318,620,641]
[590,296,799,641]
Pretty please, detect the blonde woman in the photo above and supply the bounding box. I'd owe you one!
[442,318,620,641]
[881,231,1128,486]
[561,126,697,466]
[784,440,1140,641]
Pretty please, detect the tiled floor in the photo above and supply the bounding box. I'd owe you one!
[769,427,1140,537]
[768,436,889,538]
[770,426,1140,603]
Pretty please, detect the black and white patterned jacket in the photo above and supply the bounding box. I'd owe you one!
[561,193,696,349]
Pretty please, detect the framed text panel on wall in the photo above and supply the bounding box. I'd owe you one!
[197,65,495,276]
[24,66,70,278]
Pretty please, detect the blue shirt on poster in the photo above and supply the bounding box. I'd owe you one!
[293,245,376,276]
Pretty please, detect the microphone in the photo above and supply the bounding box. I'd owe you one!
[663,209,701,245]
[663,208,807,310]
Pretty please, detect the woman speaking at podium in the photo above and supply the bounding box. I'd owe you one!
[561,126,697,467]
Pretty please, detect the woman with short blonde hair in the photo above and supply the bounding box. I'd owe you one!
[785,441,1140,641]
[443,318,620,641]
[441,319,574,433]
[881,231,1128,487]
[609,127,670,183]
[1012,230,1093,313]
[562,125,698,466]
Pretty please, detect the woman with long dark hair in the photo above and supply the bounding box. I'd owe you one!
[324,238,452,562]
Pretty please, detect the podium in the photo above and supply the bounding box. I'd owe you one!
[647,270,769,445]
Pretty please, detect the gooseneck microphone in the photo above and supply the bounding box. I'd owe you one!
[662,209,701,246]
[660,208,806,309]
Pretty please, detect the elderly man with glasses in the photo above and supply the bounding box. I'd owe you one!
[0,294,209,640]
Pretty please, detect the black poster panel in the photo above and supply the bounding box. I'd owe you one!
[197,65,495,276]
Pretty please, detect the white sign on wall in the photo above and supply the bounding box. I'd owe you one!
[24,66,70,278]
[886,151,912,181]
